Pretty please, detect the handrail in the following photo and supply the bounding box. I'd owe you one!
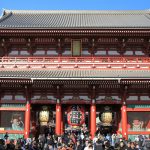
[1,56,150,64]
[0,56,150,69]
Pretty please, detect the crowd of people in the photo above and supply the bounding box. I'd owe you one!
[0,130,150,150]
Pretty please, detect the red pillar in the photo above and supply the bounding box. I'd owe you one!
[61,119,64,135]
[55,103,61,135]
[61,111,64,135]
[24,101,30,139]
[90,104,96,139]
[121,105,128,140]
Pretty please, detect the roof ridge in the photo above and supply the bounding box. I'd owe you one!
[3,9,150,15]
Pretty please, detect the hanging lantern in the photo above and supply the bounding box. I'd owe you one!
[39,106,50,126]
[67,105,85,126]
[99,106,114,126]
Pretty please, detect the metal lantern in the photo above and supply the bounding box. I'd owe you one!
[39,106,50,126]
[101,111,112,124]
[67,105,85,126]
[99,106,114,126]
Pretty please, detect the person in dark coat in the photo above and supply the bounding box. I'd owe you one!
[126,141,131,150]
[76,140,84,150]
[38,134,46,148]
[47,134,54,146]
[128,142,138,150]
[119,141,127,150]
[6,141,15,150]
[63,134,70,145]
[114,143,120,150]
[29,141,39,150]
[0,139,5,150]
[104,140,114,150]
[95,137,104,150]
[6,144,15,150]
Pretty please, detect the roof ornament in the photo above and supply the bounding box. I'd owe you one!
[1,8,6,16]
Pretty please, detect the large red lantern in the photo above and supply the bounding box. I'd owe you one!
[67,105,85,126]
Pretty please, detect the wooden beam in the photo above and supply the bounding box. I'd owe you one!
[127,108,150,111]
[31,100,56,104]
[0,107,26,111]
[0,130,24,134]
[128,131,150,135]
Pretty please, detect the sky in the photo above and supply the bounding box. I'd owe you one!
[0,0,150,15]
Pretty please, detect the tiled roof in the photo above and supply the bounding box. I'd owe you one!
[0,70,150,79]
[0,10,150,28]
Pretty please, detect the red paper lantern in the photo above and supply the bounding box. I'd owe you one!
[67,105,85,126]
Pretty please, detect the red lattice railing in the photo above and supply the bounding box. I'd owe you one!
[0,57,150,69]
[0,57,150,63]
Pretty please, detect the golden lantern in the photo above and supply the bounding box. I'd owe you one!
[39,106,50,126]
[101,112,113,125]
[99,106,114,126]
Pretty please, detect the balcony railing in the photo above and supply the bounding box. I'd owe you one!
[0,57,150,69]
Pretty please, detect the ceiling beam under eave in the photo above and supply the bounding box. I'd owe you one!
[120,79,150,84]
[0,79,32,84]
[0,78,150,86]
[0,29,150,37]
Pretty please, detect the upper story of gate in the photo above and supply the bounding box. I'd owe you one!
[0,10,150,69]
